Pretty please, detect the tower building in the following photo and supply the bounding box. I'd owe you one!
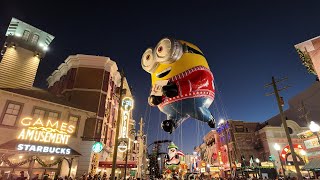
[0,17,54,89]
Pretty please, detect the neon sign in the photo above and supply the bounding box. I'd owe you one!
[118,97,134,152]
[17,117,75,145]
[17,144,71,155]
[280,144,304,159]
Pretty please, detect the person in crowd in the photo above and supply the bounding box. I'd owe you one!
[32,174,39,180]
[16,171,26,180]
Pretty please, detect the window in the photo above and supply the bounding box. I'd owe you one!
[288,127,293,134]
[68,115,79,136]
[48,112,59,121]
[235,125,244,132]
[32,107,60,122]
[22,30,30,41]
[30,34,39,44]
[33,108,45,120]
[1,101,23,127]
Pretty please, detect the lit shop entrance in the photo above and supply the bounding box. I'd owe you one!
[0,140,81,179]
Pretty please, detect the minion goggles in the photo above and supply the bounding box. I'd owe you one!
[141,38,204,73]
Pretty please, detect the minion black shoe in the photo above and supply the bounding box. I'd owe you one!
[208,118,216,128]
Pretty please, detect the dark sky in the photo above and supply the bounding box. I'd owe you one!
[1,0,318,153]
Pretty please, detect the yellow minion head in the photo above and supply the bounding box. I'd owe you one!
[141,38,210,85]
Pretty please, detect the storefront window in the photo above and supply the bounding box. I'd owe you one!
[1,101,23,126]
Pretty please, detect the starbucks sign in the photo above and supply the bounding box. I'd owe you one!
[92,142,103,153]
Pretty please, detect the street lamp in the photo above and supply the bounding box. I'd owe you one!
[274,143,286,179]
[309,121,320,144]
[134,136,138,144]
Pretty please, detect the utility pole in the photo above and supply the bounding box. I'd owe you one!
[111,70,125,180]
[265,76,303,180]
[298,101,310,125]
[137,117,144,179]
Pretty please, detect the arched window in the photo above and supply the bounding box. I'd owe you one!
[288,127,293,134]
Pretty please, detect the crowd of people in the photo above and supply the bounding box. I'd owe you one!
[0,171,316,180]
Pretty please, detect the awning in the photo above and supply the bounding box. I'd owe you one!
[302,159,320,170]
[0,139,81,156]
[99,161,137,168]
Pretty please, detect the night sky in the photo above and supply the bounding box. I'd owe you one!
[1,0,318,153]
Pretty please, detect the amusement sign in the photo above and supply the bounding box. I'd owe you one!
[16,117,75,155]
[118,97,134,152]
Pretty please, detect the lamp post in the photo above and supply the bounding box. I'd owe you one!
[111,70,125,180]
[309,121,320,144]
[255,158,260,178]
[274,143,286,179]
[123,129,137,180]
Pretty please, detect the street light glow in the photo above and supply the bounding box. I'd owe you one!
[309,121,320,133]
[300,149,306,156]
[218,119,225,125]
[255,158,260,163]
[274,143,281,151]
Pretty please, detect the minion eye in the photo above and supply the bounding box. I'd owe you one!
[156,39,171,58]
[154,38,183,64]
[141,48,158,73]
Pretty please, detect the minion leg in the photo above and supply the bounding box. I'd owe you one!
[195,107,215,128]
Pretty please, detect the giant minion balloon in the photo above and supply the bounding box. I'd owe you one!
[141,37,215,133]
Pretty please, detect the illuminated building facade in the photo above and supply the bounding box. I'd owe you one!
[0,88,95,178]
[0,17,137,178]
[47,54,136,176]
[0,18,54,89]
[194,130,221,177]
[295,36,320,80]
[196,82,320,178]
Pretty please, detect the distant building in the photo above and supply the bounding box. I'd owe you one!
[0,18,54,89]
[196,81,320,178]
[194,130,221,177]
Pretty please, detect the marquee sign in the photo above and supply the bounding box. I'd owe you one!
[17,117,75,145]
[118,97,134,152]
[280,144,304,159]
[304,138,320,149]
[297,130,314,139]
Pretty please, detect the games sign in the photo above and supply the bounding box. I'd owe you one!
[17,117,75,144]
